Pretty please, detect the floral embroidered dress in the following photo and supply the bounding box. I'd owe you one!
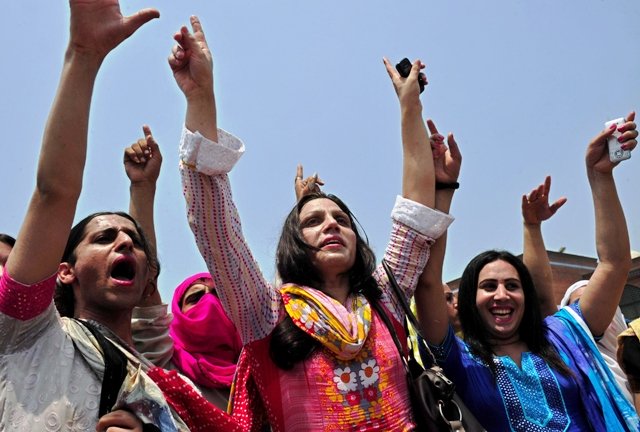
[179,127,453,431]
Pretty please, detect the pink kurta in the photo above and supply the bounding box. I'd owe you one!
[179,127,453,431]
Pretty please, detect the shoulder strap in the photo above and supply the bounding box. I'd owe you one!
[74,319,128,417]
[371,300,411,376]
[382,259,438,367]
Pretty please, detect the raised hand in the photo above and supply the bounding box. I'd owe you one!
[522,176,567,225]
[124,125,162,185]
[426,119,462,184]
[383,57,427,108]
[69,0,159,60]
[168,15,214,100]
[586,111,637,174]
[294,164,324,201]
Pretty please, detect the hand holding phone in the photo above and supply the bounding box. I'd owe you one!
[605,117,631,163]
[395,58,427,93]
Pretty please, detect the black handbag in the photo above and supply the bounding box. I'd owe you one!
[374,260,486,432]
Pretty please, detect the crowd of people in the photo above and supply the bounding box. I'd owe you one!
[1,0,639,431]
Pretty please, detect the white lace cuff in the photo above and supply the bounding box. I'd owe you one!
[179,126,245,175]
[391,195,454,239]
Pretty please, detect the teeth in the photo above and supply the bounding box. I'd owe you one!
[492,309,511,315]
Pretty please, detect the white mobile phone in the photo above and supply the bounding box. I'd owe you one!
[605,117,631,163]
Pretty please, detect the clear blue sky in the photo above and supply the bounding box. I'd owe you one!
[2,1,639,304]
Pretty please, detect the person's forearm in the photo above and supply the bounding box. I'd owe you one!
[129,181,161,307]
[588,171,631,269]
[185,92,218,142]
[523,222,556,316]
[38,49,102,199]
[401,102,435,209]
[129,182,157,251]
[414,189,454,345]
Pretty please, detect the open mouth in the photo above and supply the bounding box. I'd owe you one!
[320,237,344,248]
[490,307,514,324]
[110,256,136,284]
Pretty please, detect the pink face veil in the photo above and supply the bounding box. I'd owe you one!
[170,272,243,389]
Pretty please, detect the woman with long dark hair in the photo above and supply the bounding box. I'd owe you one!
[169,17,453,431]
[416,115,639,430]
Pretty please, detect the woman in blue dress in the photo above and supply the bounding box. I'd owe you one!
[415,115,639,431]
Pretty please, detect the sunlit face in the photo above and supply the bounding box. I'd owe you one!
[0,241,12,278]
[299,198,357,279]
[60,215,150,313]
[475,260,525,344]
[180,278,215,313]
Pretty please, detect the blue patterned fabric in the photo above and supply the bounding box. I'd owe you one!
[495,353,569,430]
[547,306,639,431]
[424,304,639,431]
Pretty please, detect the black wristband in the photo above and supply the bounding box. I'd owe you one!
[436,181,460,190]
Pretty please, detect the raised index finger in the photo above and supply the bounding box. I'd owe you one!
[543,175,552,196]
[190,15,204,35]
[190,15,209,46]
[447,133,462,161]
[426,119,439,136]
[383,57,399,80]
[142,124,153,139]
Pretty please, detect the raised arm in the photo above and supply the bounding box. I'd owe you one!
[5,0,159,285]
[125,126,162,306]
[414,120,462,344]
[383,58,435,208]
[171,17,278,343]
[375,63,454,323]
[579,112,637,336]
[521,176,567,317]
[169,16,217,141]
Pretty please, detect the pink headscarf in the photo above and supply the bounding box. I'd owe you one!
[170,273,243,389]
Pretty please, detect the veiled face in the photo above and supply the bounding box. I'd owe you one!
[181,277,215,313]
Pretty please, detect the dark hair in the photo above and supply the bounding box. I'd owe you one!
[0,234,16,248]
[458,250,571,377]
[54,211,157,317]
[270,193,380,369]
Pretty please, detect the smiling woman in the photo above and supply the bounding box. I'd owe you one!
[416,115,640,430]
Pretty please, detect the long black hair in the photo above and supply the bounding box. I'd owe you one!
[458,250,571,377]
[270,193,381,369]
[54,211,157,317]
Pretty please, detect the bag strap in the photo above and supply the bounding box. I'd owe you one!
[382,259,439,367]
[370,300,411,374]
[74,319,128,417]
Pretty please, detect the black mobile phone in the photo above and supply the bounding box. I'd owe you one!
[395,58,426,93]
